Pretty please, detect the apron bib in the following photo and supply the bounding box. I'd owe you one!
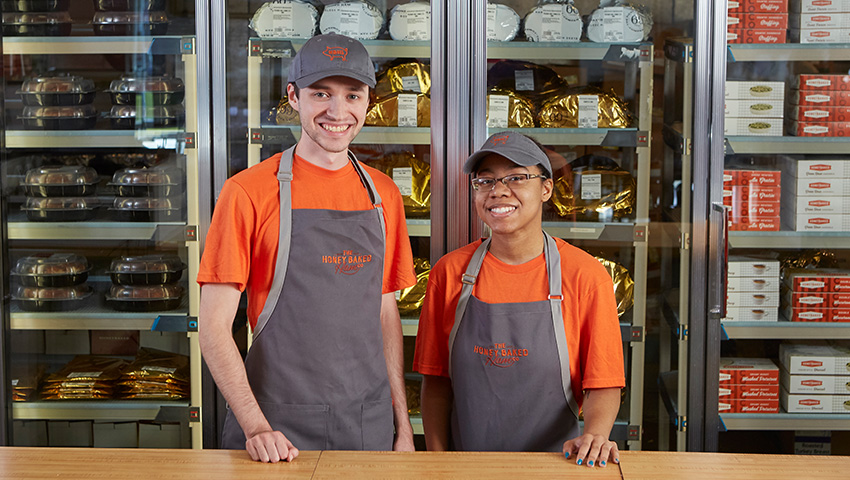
[221,146,393,451]
[447,233,580,452]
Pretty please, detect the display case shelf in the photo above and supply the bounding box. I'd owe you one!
[5,130,191,150]
[489,127,648,147]
[720,413,850,431]
[543,221,641,243]
[2,36,193,56]
[8,218,187,242]
[727,43,850,62]
[406,219,431,238]
[12,401,189,421]
[721,321,850,340]
[252,126,431,145]
[729,231,850,249]
[250,38,430,59]
[659,371,680,422]
[725,136,850,155]
[487,41,651,62]
[401,318,419,337]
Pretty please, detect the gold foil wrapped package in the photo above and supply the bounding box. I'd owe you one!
[121,348,190,383]
[779,250,839,274]
[11,363,43,402]
[595,256,634,317]
[397,257,431,316]
[487,60,568,104]
[365,93,431,127]
[42,355,127,400]
[487,89,536,128]
[270,97,300,125]
[406,380,421,415]
[374,61,431,100]
[537,86,633,128]
[550,155,636,221]
[369,152,431,218]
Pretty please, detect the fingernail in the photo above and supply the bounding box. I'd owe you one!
[577,459,583,465]
[564,452,570,459]
[614,458,620,464]
[588,461,594,467]
[601,461,607,467]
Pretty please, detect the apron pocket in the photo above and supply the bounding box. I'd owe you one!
[360,398,393,450]
[220,407,245,449]
[257,401,330,451]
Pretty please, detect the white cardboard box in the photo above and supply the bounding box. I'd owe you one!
[781,194,850,214]
[725,117,784,136]
[791,12,850,28]
[790,28,850,43]
[780,157,850,178]
[723,306,780,322]
[727,291,781,307]
[725,99,785,117]
[727,256,781,277]
[780,343,850,374]
[781,389,850,412]
[727,276,781,292]
[792,0,850,13]
[784,176,850,196]
[726,81,786,100]
[782,369,850,394]
[782,213,850,231]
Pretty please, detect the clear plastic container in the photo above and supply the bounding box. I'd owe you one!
[107,105,185,129]
[13,284,93,311]
[106,283,184,311]
[17,74,96,106]
[1,0,70,12]
[108,166,183,197]
[108,254,186,285]
[106,75,185,105]
[20,105,98,130]
[2,11,72,36]
[23,166,98,197]
[109,196,181,222]
[92,10,168,36]
[22,196,98,222]
[93,0,166,11]
[12,253,90,287]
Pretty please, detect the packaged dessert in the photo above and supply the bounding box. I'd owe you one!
[524,1,582,42]
[726,29,787,43]
[550,155,636,221]
[486,90,536,128]
[596,256,634,317]
[107,75,185,106]
[487,60,568,105]
[20,105,98,130]
[388,1,430,41]
[537,86,633,128]
[249,0,318,39]
[795,74,850,91]
[92,11,168,36]
[586,1,653,43]
[108,254,186,285]
[109,196,182,222]
[719,357,780,385]
[23,166,98,197]
[365,93,430,127]
[13,284,92,312]
[486,1,520,41]
[2,12,72,36]
[108,166,183,197]
[368,151,430,218]
[790,121,850,137]
[319,0,383,40]
[374,61,431,101]
[269,97,300,125]
[105,284,184,312]
[12,253,90,287]
[22,196,98,222]
[107,105,185,130]
[396,257,430,316]
[17,74,96,107]
[1,0,69,12]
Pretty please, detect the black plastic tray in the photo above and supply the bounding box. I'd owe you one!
[108,90,184,106]
[24,184,97,197]
[2,23,71,36]
[21,116,98,130]
[15,292,91,312]
[92,22,168,36]
[110,270,184,286]
[19,91,96,107]
[109,208,180,222]
[114,184,181,197]
[13,271,89,288]
[108,114,184,130]
[24,208,97,222]
[106,297,181,312]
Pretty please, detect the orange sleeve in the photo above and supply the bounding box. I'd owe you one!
[413,259,454,377]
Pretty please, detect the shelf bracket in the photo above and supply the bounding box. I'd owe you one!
[628,425,641,441]
[184,225,198,242]
[155,405,200,423]
[630,326,644,343]
[680,232,690,250]
[181,37,194,55]
[677,415,688,432]
[152,316,198,333]
[633,225,648,243]
[678,324,689,341]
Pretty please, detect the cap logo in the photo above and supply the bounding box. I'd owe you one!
[491,134,509,146]
[323,46,348,61]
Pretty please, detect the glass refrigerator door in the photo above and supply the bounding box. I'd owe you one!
[1,1,204,448]
[213,0,442,445]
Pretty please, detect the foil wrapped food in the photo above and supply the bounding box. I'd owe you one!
[486,1,520,41]
[406,379,421,415]
[11,363,44,402]
[487,89,536,128]
[537,86,632,128]
[487,60,568,105]
[550,155,636,221]
[42,355,127,400]
[365,93,430,127]
[397,257,431,316]
[369,152,431,218]
[118,348,190,400]
[249,0,318,39]
[595,256,634,317]
[270,97,300,125]
[389,1,430,41]
[586,1,653,43]
[320,0,384,40]
[524,2,582,42]
[779,250,839,276]
[374,61,431,101]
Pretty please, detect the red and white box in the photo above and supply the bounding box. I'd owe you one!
[782,369,850,393]
[790,89,850,105]
[726,184,783,202]
[729,217,782,231]
[791,12,850,28]
[790,121,850,136]
[726,81,786,100]
[728,256,780,277]
[727,169,783,186]
[782,305,850,321]
[791,0,850,13]
[719,399,780,413]
[783,269,850,292]
[727,291,780,307]
[783,213,850,231]
[731,201,782,218]
[727,29,788,43]
[790,28,850,43]
[794,74,850,91]
[781,390,850,412]
[780,343,850,374]
[729,12,790,28]
[791,105,850,122]
[787,292,850,308]
[720,357,781,384]
[727,276,781,292]
[724,306,780,321]
[780,157,850,178]
[719,383,781,399]
[785,176,850,195]
[782,195,850,214]
[729,0,789,13]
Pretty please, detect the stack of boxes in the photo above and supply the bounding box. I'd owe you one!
[781,157,850,231]
[719,357,781,413]
[724,168,782,231]
[781,269,850,322]
[790,0,850,44]
[728,0,789,44]
[780,343,850,412]
[788,74,850,137]
[726,81,786,137]
[725,256,781,321]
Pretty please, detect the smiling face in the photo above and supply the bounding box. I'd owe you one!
[472,154,553,239]
[287,75,369,162]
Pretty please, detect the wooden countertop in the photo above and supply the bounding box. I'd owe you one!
[2,447,849,479]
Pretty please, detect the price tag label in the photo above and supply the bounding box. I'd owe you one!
[515,70,535,91]
[541,8,562,41]
[486,4,497,39]
[392,167,414,196]
[405,9,429,40]
[603,7,625,43]
[578,95,599,128]
[398,94,418,127]
[581,174,602,200]
[488,95,509,128]
[402,75,421,92]
[339,5,361,27]
[271,5,294,36]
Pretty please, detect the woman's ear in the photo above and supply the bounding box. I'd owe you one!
[541,177,554,203]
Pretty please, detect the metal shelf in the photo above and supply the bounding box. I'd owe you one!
[663,124,688,155]
[658,371,680,421]
[250,38,430,59]
[487,41,652,62]
[726,136,850,155]
[720,413,850,431]
[721,321,850,340]
[410,414,424,436]
[663,38,693,63]
[489,127,648,147]
[8,218,187,242]
[728,43,850,62]
[2,36,193,55]
[5,130,191,150]
[543,221,640,243]
[406,219,431,238]
[252,126,431,145]
[12,401,189,421]
[401,318,419,337]
[729,231,850,249]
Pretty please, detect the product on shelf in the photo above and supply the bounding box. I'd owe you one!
[790,105,850,123]
[794,74,850,91]
[718,357,781,413]
[103,151,167,168]
[728,12,790,29]
[485,1,520,41]
[781,157,850,230]
[105,283,184,312]
[396,257,430,317]
[726,80,786,100]
[781,269,850,321]
[109,196,182,222]
[486,89,536,128]
[41,356,128,400]
[727,28,788,43]
[20,105,98,130]
[729,0,789,13]
[368,151,430,218]
[106,75,185,106]
[725,98,785,117]
[249,0,318,39]
[108,166,183,197]
[791,0,850,12]
[779,342,850,412]
[727,0,789,44]
[549,154,636,222]
[724,256,781,321]
[781,368,850,394]
[487,60,568,105]
[789,89,850,106]
[319,0,383,40]
[789,7,850,43]
[12,253,90,287]
[586,1,653,43]
[537,85,633,128]
[23,166,98,197]
[118,348,190,400]
[17,74,96,107]
[365,92,430,127]
[106,105,185,130]
[9,363,44,402]
[91,10,169,36]
[374,60,431,101]
[12,284,93,312]
[723,167,781,230]
[725,81,786,136]
[780,342,850,373]
[93,0,167,10]
[595,256,634,318]
[1,0,69,12]
[790,75,850,135]
[406,379,421,415]
[108,254,186,285]
[1,12,72,36]
[523,1,582,43]
[269,97,300,125]
[388,1,430,41]
[21,196,98,222]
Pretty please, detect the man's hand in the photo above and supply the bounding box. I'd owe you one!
[393,428,415,452]
[245,430,299,463]
[562,433,619,468]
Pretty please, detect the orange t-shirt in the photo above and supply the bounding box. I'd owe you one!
[197,152,416,328]
[413,238,625,406]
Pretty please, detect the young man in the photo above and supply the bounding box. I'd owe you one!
[198,34,416,463]
[414,132,625,467]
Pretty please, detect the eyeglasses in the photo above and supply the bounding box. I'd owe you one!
[470,174,546,191]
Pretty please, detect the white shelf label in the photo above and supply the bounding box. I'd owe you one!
[581,174,602,200]
[397,93,418,127]
[68,371,102,378]
[541,9,562,41]
[402,9,429,40]
[488,95,510,128]
[402,75,421,93]
[603,7,625,43]
[486,4,497,39]
[339,5,362,27]
[514,70,534,91]
[578,95,599,128]
[392,167,414,196]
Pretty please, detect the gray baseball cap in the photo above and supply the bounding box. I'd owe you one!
[463,131,552,177]
[289,34,376,89]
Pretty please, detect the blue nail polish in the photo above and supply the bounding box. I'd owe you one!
[577,459,583,465]
[601,461,607,467]
[564,452,570,459]
[589,461,594,467]
[614,458,620,464]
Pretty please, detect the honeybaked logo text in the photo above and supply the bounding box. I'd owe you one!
[323,46,348,61]
[473,342,529,368]
[322,250,372,275]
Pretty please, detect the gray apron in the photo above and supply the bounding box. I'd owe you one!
[221,146,393,451]
[447,233,580,452]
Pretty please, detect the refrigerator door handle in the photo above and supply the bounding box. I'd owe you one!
[711,202,729,320]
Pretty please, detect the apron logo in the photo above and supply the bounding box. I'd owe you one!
[322,250,373,275]
[473,343,529,368]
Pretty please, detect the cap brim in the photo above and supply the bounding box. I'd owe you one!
[294,70,376,89]
[463,148,552,176]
